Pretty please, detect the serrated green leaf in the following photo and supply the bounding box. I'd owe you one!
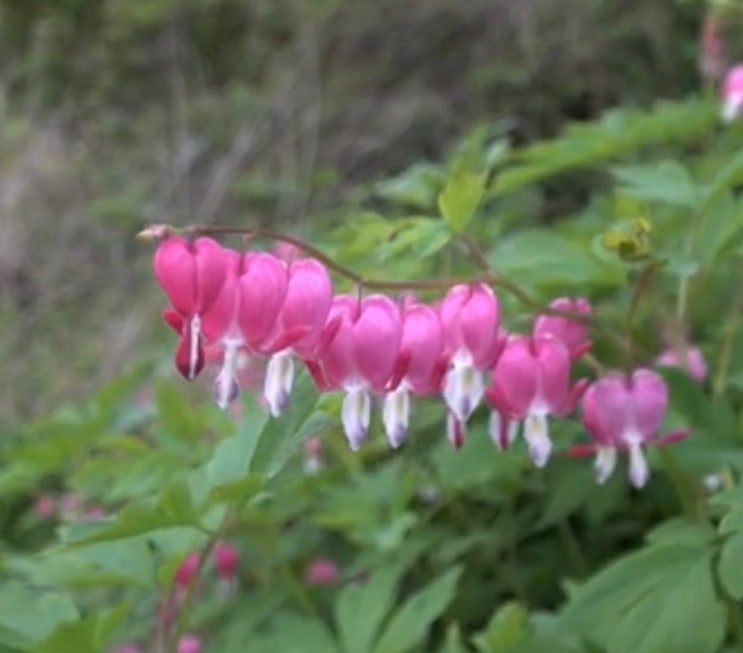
[473,602,529,653]
[612,161,701,208]
[0,583,79,644]
[373,566,462,653]
[438,173,485,232]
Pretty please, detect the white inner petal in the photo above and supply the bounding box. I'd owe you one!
[341,387,371,451]
[264,350,295,417]
[215,340,240,410]
[188,314,202,380]
[442,361,483,423]
[524,412,552,467]
[594,446,618,485]
[723,93,743,123]
[382,386,410,448]
[489,411,519,450]
[627,439,650,489]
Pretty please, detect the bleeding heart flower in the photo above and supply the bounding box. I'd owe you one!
[533,297,592,359]
[722,64,743,122]
[304,557,339,586]
[656,345,707,382]
[316,294,402,450]
[440,283,500,445]
[154,236,229,380]
[263,258,333,416]
[382,300,446,448]
[571,368,687,488]
[486,334,587,466]
[177,635,202,653]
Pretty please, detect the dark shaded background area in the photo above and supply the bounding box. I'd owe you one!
[0,0,704,421]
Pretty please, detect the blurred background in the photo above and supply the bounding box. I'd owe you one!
[0,0,709,425]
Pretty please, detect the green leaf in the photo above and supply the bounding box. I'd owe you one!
[336,563,408,653]
[204,398,268,494]
[438,173,485,232]
[62,500,203,547]
[34,606,129,653]
[257,614,340,653]
[373,566,463,653]
[561,543,725,653]
[158,477,201,526]
[0,583,79,645]
[375,163,445,211]
[488,229,624,290]
[441,624,469,653]
[473,602,529,653]
[250,369,323,478]
[719,533,743,599]
[612,161,701,208]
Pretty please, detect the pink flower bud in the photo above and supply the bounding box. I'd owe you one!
[533,297,591,359]
[318,295,402,450]
[486,334,586,466]
[177,635,202,653]
[34,494,56,519]
[699,16,726,82]
[174,552,201,589]
[722,65,743,122]
[576,368,682,488]
[656,345,707,382]
[213,542,240,581]
[304,557,339,586]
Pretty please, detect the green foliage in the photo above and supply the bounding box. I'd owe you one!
[9,59,743,653]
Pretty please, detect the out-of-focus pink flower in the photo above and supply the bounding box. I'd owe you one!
[112,645,141,653]
[699,15,727,82]
[571,368,687,488]
[263,258,333,416]
[722,64,743,122]
[316,294,402,450]
[273,241,303,262]
[154,236,229,380]
[177,634,202,653]
[34,494,56,519]
[304,557,339,586]
[440,283,500,446]
[533,297,592,359]
[486,335,586,466]
[213,542,240,581]
[303,436,324,474]
[656,345,707,382]
[174,552,201,589]
[383,300,446,447]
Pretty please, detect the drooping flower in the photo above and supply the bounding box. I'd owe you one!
[214,542,239,581]
[486,334,586,466]
[533,297,592,359]
[699,15,727,82]
[382,300,446,448]
[572,368,686,488]
[173,551,201,594]
[177,635,202,653]
[154,236,229,380]
[439,283,500,445]
[656,345,707,382]
[316,294,402,450]
[262,258,333,416]
[304,557,339,586]
[722,64,743,122]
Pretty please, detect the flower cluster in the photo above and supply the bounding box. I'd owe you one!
[152,235,691,488]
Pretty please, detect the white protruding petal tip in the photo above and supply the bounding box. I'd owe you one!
[627,440,650,489]
[443,363,484,423]
[722,94,743,123]
[594,446,618,484]
[264,351,295,417]
[341,388,370,451]
[524,413,552,467]
[489,411,519,450]
[382,388,410,449]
